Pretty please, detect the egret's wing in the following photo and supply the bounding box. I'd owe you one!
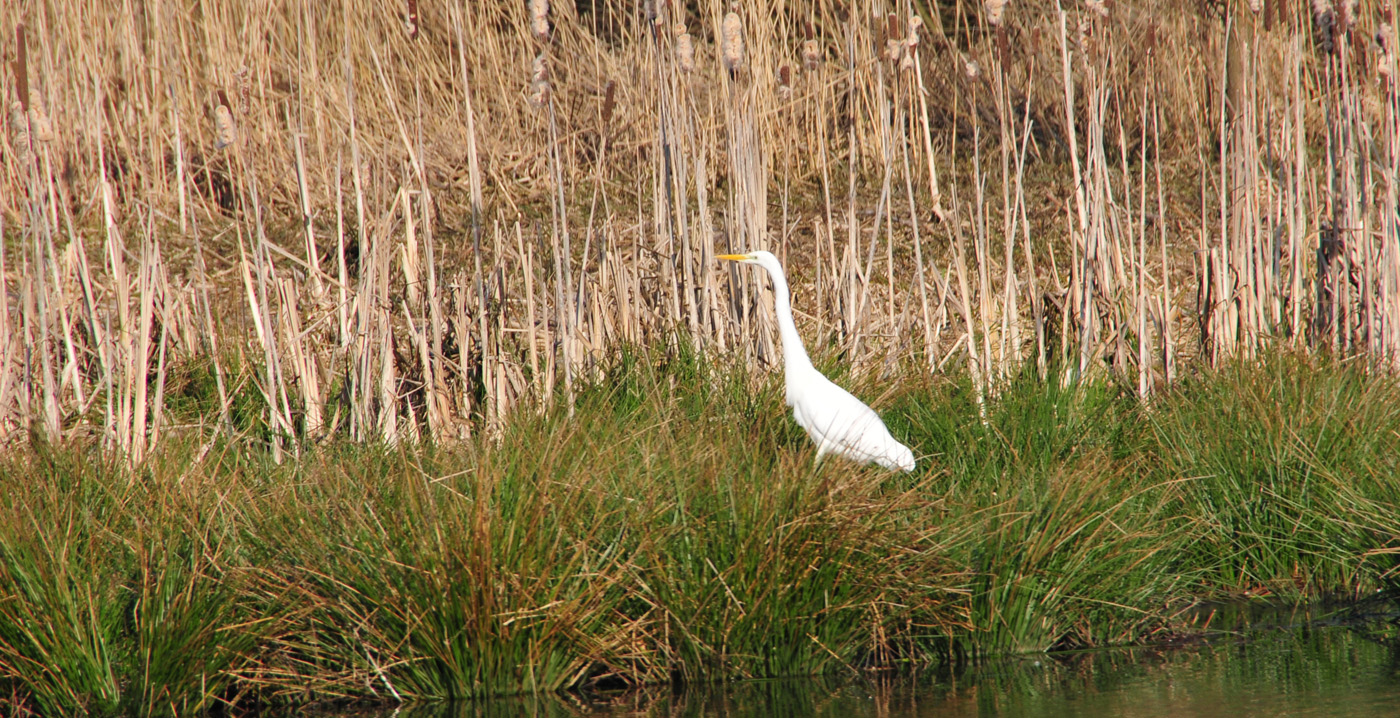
[793,380,900,463]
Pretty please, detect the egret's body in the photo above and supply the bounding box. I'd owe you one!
[718,251,916,472]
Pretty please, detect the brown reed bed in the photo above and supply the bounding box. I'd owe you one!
[0,1,1397,466]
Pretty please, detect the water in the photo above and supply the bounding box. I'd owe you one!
[321,610,1400,718]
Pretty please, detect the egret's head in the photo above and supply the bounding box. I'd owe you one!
[716,250,777,266]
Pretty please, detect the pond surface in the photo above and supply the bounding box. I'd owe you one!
[322,604,1400,718]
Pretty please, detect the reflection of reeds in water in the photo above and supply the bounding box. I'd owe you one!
[0,1,1398,452]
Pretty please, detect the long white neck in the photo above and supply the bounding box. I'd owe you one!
[759,257,814,377]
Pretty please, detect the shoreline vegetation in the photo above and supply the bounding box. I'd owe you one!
[3,0,1400,714]
[2,350,1400,715]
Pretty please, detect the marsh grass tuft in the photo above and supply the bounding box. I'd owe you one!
[0,444,264,716]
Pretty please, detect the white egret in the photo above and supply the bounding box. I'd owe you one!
[718,251,916,472]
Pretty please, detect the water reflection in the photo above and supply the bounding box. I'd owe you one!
[318,622,1400,718]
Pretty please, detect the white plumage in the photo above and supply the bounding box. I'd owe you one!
[718,251,916,472]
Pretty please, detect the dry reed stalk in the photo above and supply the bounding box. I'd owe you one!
[476,221,494,430]
[1381,12,1400,368]
[30,214,60,446]
[548,214,572,417]
[400,188,433,434]
[131,226,160,465]
[718,6,776,366]
[454,8,485,220]
[969,108,995,385]
[334,149,351,351]
[409,83,450,439]
[898,108,937,372]
[948,179,986,415]
[291,111,323,299]
[11,23,61,444]
[279,275,323,438]
[1136,83,1151,398]
[803,21,837,348]
[986,5,1023,378]
[0,214,18,442]
[1152,83,1174,386]
[697,148,723,352]
[235,172,290,461]
[646,5,687,340]
[343,46,367,440]
[94,95,132,454]
[538,52,576,418]
[515,222,540,397]
[838,16,860,352]
[1056,4,1133,381]
[848,49,896,365]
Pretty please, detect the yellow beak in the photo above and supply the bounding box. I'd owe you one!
[716,254,749,261]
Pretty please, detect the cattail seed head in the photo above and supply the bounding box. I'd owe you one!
[963,57,981,79]
[528,79,551,109]
[899,52,915,73]
[405,0,420,39]
[801,39,821,70]
[1248,0,1262,14]
[214,103,236,150]
[1338,0,1357,32]
[676,25,695,73]
[722,11,746,73]
[528,53,551,108]
[235,67,250,114]
[1086,0,1110,20]
[985,0,1007,28]
[884,16,904,64]
[777,64,793,100]
[1313,0,1336,53]
[886,37,905,63]
[531,52,550,83]
[907,14,924,49]
[26,91,53,143]
[1378,23,1396,79]
[601,81,616,124]
[530,0,550,42]
[9,101,31,165]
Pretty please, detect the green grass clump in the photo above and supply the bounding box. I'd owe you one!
[1144,354,1400,593]
[0,447,262,717]
[2,349,1400,714]
[896,370,1191,655]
